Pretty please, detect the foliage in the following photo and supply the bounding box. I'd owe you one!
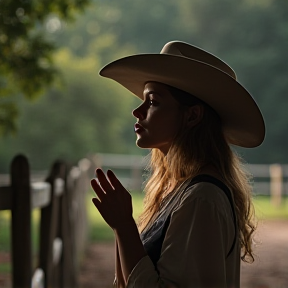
[0,0,288,169]
[0,0,90,136]
[0,47,141,171]
[51,0,288,163]
[0,101,18,135]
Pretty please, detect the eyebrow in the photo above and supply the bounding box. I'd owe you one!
[143,89,162,99]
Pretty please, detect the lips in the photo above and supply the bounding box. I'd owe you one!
[134,123,145,133]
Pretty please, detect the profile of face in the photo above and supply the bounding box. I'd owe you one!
[132,82,185,154]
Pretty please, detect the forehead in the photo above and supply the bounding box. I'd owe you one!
[143,82,170,96]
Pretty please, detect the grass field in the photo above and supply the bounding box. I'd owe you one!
[0,191,287,273]
[87,192,288,242]
[253,195,288,219]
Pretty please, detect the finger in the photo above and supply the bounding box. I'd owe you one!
[91,178,106,199]
[92,197,101,207]
[92,197,103,213]
[107,169,126,192]
[96,168,114,192]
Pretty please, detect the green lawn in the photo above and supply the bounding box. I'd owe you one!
[253,195,288,220]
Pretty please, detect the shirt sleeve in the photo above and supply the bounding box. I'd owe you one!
[126,183,235,288]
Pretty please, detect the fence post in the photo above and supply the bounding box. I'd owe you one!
[66,158,90,285]
[59,163,77,288]
[269,164,283,207]
[39,160,65,288]
[11,154,32,288]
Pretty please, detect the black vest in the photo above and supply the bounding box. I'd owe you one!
[140,174,237,267]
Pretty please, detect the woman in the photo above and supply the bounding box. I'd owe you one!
[91,41,265,288]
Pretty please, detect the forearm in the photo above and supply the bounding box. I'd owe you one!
[115,239,125,288]
[114,219,147,284]
[91,169,147,285]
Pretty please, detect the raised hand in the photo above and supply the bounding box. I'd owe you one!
[91,168,134,230]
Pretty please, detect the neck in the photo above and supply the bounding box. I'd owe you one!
[198,164,225,183]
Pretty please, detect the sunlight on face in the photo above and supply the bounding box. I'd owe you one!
[132,82,183,154]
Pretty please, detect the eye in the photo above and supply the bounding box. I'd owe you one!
[149,99,159,107]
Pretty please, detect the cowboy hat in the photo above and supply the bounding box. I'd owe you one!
[99,41,265,148]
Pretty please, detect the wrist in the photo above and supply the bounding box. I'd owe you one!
[113,217,137,234]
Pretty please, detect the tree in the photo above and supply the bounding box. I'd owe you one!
[1,0,288,166]
[0,0,90,135]
[0,48,140,171]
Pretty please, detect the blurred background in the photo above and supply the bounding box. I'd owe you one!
[0,0,287,287]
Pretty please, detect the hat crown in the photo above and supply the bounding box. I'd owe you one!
[160,41,236,79]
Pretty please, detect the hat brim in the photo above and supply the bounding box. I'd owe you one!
[100,54,265,148]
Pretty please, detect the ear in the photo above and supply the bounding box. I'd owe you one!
[185,105,204,127]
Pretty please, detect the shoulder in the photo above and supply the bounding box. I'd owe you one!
[176,180,233,219]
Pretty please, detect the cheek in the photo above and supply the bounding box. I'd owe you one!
[170,122,182,139]
[169,110,183,132]
[162,114,183,139]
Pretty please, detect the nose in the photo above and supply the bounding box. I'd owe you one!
[132,103,146,120]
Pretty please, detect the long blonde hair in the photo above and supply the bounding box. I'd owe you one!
[138,85,256,263]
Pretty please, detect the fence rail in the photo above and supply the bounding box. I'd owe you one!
[91,153,288,204]
[0,154,91,288]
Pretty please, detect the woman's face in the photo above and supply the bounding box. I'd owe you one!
[132,82,183,154]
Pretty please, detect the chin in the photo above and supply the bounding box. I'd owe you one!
[136,139,152,149]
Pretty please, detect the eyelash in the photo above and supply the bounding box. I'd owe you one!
[149,99,158,106]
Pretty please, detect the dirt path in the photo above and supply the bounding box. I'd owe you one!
[240,220,288,288]
[78,220,288,288]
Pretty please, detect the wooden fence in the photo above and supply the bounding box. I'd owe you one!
[0,154,91,288]
[1,153,287,287]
